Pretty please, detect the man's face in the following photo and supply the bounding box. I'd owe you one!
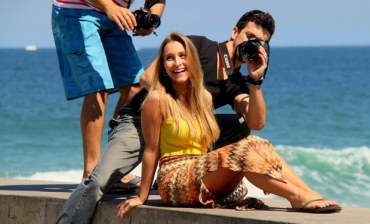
[232,21,271,50]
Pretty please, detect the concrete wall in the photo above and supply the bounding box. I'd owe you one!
[1,178,369,224]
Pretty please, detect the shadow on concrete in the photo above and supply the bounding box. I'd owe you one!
[104,189,159,200]
[105,196,167,207]
[104,192,288,211]
[0,184,78,193]
[0,184,287,212]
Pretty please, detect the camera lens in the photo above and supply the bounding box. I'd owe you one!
[238,41,260,61]
[145,14,160,28]
[242,44,258,58]
[133,10,160,29]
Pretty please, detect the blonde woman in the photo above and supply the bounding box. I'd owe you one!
[117,32,341,217]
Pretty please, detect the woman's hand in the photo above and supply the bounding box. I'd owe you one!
[117,197,145,219]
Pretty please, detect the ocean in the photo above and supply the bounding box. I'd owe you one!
[1,46,369,209]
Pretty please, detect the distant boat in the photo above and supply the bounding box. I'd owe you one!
[25,45,37,51]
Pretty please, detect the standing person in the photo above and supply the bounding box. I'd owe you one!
[51,0,166,180]
[117,32,342,217]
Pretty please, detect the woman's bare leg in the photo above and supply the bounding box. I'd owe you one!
[202,168,244,195]
[279,158,321,198]
[202,166,340,209]
[244,172,340,209]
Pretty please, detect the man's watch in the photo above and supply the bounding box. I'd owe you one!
[246,75,263,86]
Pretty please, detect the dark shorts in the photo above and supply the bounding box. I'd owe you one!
[214,114,251,149]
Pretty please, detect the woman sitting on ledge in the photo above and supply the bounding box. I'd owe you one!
[117,32,342,218]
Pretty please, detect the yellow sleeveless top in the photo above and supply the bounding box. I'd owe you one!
[160,118,206,158]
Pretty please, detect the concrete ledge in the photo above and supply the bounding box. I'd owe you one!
[0,178,369,224]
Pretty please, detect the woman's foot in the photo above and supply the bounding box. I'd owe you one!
[288,189,341,213]
[288,198,342,213]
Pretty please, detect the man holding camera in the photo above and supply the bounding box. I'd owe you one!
[51,0,165,183]
[55,10,275,224]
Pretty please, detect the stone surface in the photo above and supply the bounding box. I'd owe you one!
[0,178,369,224]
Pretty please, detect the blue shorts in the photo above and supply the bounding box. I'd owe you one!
[51,6,144,100]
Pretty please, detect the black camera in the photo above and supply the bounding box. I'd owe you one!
[132,9,161,29]
[237,37,269,61]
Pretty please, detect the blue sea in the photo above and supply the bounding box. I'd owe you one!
[1,46,369,208]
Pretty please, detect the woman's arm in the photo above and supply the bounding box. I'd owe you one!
[137,91,162,201]
[117,91,162,218]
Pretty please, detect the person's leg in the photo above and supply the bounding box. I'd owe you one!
[244,172,340,209]
[102,25,146,185]
[81,90,109,179]
[110,85,144,186]
[279,158,321,198]
[215,115,326,200]
[113,84,143,119]
[201,164,339,210]
[52,6,122,179]
[56,114,144,224]
[202,168,245,195]
[215,114,322,199]
[80,73,143,181]
[205,134,340,210]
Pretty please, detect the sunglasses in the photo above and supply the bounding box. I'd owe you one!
[242,9,267,18]
[237,9,270,40]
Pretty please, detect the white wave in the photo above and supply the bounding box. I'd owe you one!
[275,144,370,155]
[14,169,82,183]
[274,145,370,170]
[273,144,370,207]
[13,166,270,199]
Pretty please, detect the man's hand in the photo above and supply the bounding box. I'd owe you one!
[90,0,136,31]
[244,46,268,80]
[105,5,137,31]
[117,197,144,219]
[133,27,156,36]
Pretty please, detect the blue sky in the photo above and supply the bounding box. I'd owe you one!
[1,0,369,48]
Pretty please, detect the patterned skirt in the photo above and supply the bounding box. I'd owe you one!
[157,135,287,208]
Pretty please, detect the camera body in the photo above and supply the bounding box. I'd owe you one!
[237,37,269,61]
[132,9,161,29]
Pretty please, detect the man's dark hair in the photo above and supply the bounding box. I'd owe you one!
[236,10,275,39]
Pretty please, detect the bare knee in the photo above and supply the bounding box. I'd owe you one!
[202,168,243,195]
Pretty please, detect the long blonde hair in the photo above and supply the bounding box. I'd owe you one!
[145,32,220,149]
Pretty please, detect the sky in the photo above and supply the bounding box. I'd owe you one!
[1,0,369,49]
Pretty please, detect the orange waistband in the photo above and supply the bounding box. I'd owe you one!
[159,155,200,165]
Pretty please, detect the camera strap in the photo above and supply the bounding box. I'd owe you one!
[127,0,132,8]
[217,41,235,76]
